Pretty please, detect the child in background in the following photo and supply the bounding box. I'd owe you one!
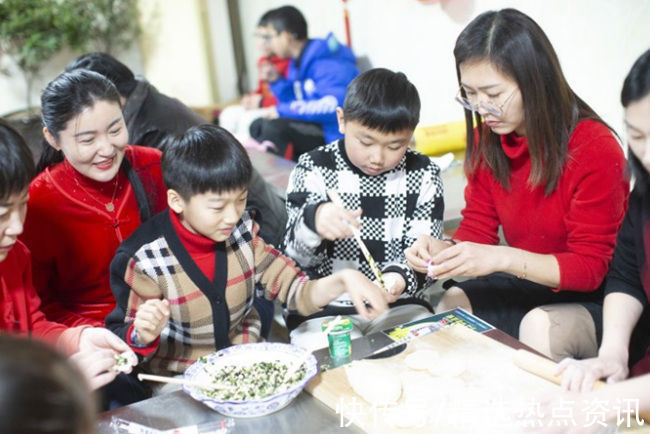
[281,68,444,351]
[106,124,387,376]
[250,5,359,161]
[218,16,290,145]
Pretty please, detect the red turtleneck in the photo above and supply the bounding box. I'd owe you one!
[169,211,216,282]
[454,120,629,292]
[20,146,167,327]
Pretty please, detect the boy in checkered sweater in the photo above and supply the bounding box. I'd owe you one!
[281,68,444,351]
[106,125,387,377]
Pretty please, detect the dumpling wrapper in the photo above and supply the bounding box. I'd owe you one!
[113,350,138,373]
[404,350,439,371]
[427,355,467,377]
[345,360,402,406]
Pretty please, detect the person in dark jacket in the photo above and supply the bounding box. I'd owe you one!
[64,52,287,246]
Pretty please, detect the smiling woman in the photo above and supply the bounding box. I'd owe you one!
[18,70,168,331]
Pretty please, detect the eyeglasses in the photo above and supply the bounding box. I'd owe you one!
[254,32,273,42]
[455,87,518,117]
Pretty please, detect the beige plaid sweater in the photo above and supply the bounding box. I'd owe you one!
[107,209,320,376]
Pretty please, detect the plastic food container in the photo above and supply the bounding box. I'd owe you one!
[321,317,353,360]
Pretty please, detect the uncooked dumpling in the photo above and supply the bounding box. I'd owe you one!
[345,360,402,406]
[428,355,467,377]
[404,350,439,371]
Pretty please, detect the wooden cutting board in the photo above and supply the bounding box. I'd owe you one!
[305,325,648,433]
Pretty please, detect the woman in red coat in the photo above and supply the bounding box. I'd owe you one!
[0,118,135,392]
[20,70,167,327]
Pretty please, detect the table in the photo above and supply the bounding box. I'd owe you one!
[98,388,361,434]
[247,148,467,225]
[97,327,530,434]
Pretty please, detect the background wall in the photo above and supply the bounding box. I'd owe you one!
[237,0,650,137]
[1,0,649,139]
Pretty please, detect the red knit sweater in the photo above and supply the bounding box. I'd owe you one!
[20,146,167,327]
[454,120,629,291]
[0,241,84,354]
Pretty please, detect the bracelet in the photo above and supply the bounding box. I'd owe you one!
[443,237,457,246]
[517,260,527,280]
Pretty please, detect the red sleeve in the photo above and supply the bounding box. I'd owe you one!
[553,131,629,291]
[14,242,70,344]
[21,178,100,327]
[125,323,159,357]
[453,168,501,245]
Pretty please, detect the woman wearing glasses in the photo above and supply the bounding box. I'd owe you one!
[406,8,629,360]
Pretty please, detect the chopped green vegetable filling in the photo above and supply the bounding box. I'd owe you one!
[198,360,306,401]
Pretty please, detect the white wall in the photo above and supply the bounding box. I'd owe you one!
[2,0,648,138]
[237,0,650,136]
[138,0,215,106]
[0,47,143,115]
[206,0,239,103]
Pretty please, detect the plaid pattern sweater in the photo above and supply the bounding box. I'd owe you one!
[281,140,444,308]
[106,209,319,376]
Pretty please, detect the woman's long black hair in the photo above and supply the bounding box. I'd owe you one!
[621,49,650,192]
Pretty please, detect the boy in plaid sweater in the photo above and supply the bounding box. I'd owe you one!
[106,125,387,376]
[281,69,445,351]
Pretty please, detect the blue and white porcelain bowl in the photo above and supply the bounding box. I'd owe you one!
[183,342,318,418]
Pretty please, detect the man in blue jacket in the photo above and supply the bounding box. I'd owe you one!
[251,5,359,161]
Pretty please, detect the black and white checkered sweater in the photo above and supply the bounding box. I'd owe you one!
[281,140,444,308]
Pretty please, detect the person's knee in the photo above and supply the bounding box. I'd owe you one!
[435,286,471,313]
[520,305,598,362]
[519,308,553,358]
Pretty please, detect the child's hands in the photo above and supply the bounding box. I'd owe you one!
[262,106,279,119]
[315,202,362,241]
[405,235,453,273]
[381,272,406,303]
[339,270,389,319]
[134,299,170,345]
[242,93,263,110]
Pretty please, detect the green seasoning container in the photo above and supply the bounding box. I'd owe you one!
[322,317,353,360]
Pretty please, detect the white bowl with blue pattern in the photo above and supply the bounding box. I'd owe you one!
[183,342,318,418]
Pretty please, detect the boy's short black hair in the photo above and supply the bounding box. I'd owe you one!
[162,125,252,200]
[342,68,420,133]
[0,120,35,201]
[64,52,137,98]
[263,5,307,40]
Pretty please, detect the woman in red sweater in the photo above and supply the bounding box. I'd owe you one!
[20,70,167,328]
[406,9,629,359]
